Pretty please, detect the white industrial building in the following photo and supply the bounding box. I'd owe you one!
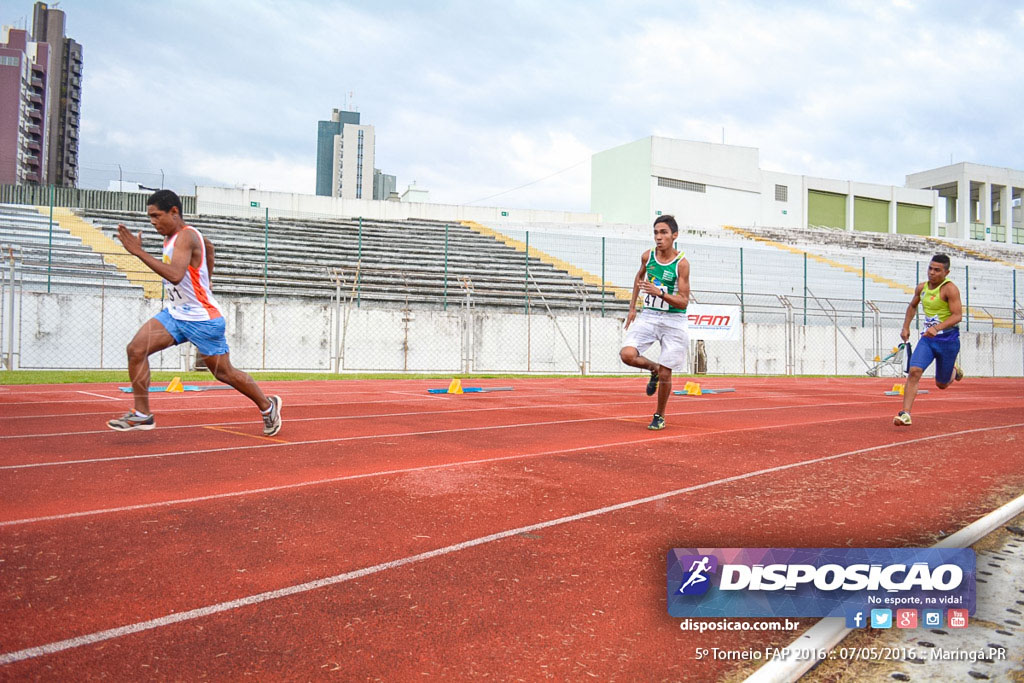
[591,136,1023,245]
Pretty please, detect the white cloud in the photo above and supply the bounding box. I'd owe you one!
[58,0,1024,209]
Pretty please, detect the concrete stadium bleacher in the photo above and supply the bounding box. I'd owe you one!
[78,209,624,312]
[486,220,1023,328]
[0,204,142,294]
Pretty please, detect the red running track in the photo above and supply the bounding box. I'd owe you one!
[0,376,1022,680]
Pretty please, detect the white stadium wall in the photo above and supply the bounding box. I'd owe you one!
[9,292,1023,377]
[196,186,601,225]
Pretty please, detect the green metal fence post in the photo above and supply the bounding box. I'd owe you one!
[600,236,606,317]
[47,184,54,293]
[263,208,269,303]
[739,247,745,323]
[803,252,807,325]
[524,231,530,315]
[444,224,448,311]
[357,216,362,308]
[915,261,920,330]
[965,265,969,331]
[861,256,866,327]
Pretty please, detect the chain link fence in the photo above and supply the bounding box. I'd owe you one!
[1,200,1021,376]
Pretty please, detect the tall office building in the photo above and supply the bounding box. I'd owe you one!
[316,108,392,200]
[372,168,396,200]
[31,1,82,187]
[0,27,49,185]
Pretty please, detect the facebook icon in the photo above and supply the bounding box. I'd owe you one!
[845,609,867,629]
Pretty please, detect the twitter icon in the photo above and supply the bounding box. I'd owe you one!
[871,609,893,629]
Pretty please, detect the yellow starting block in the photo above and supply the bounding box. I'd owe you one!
[892,383,904,396]
[166,376,184,393]
[447,378,463,395]
[686,381,702,396]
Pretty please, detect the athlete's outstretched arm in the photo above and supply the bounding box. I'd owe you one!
[626,251,649,329]
[900,283,924,341]
[116,225,193,284]
[204,238,215,278]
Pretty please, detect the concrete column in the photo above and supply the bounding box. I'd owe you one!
[981,181,991,240]
[1000,185,1011,243]
[957,176,970,240]
[846,182,855,231]
[801,176,808,229]
[889,187,898,235]
[931,189,940,237]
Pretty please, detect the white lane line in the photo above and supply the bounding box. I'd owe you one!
[5,414,1019,528]
[0,398,896,470]
[0,397,661,439]
[1,422,1020,666]
[0,390,591,416]
[75,391,120,401]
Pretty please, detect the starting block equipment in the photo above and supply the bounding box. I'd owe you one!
[884,383,928,397]
[673,382,736,396]
[118,377,234,393]
[428,379,514,395]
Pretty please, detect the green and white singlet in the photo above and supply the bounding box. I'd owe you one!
[643,249,686,313]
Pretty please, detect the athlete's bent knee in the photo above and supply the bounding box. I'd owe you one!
[936,382,951,390]
[658,366,672,380]
[126,341,148,362]
[619,347,637,364]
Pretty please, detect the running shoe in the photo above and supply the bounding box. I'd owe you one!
[648,413,666,430]
[646,369,660,396]
[893,411,912,427]
[263,395,283,436]
[954,361,964,382]
[107,412,155,431]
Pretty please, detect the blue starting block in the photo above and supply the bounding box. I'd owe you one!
[427,387,514,394]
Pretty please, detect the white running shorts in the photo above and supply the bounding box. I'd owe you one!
[622,310,690,371]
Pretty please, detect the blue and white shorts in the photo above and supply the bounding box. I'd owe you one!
[154,308,230,357]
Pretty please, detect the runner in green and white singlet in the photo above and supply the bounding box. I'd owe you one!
[620,215,692,431]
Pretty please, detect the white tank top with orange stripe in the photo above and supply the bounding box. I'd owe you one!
[162,226,222,321]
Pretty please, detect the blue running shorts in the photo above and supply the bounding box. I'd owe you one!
[154,309,230,357]
[909,329,960,384]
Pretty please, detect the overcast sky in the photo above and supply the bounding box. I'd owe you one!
[4,0,1022,211]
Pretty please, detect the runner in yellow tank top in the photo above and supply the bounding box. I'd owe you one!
[894,254,964,426]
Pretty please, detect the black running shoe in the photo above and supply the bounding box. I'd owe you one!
[107,412,155,431]
[646,369,660,396]
[648,413,666,430]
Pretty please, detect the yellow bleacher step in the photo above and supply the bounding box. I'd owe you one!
[724,225,1017,330]
[925,236,1024,271]
[461,221,631,301]
[37,207,162,298]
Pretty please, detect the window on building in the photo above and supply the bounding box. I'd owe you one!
[775,184,788,202]
[657,177,706,193]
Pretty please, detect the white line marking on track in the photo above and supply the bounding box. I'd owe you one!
[1,422,1020,666]
[0,398,902,469]
[75,391,119,401]
[4,416,1020,527]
